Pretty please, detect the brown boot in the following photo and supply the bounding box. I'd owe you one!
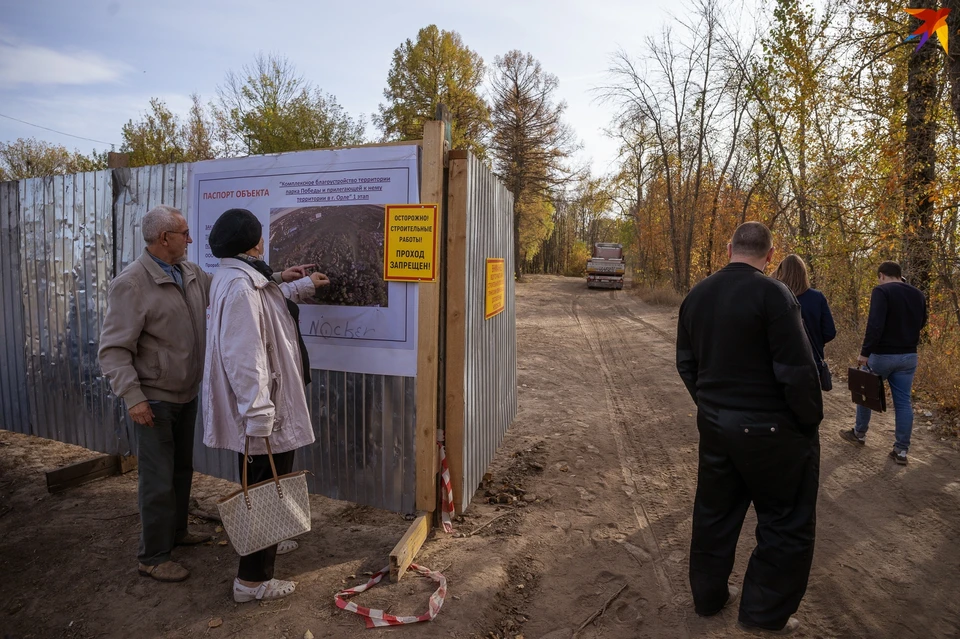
[175,530,213,546]
[138,561,190,582]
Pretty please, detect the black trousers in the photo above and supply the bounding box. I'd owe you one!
[689,408,820,630]
[135,398,198,565]
[236,449,296,582]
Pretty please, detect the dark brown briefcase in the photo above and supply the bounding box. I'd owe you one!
[848,367,886,412]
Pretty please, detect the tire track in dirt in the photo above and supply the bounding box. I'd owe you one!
[570,295,674,593]
[571,285,701,635]
[567,279,960,638]
[482,278,677,639]
[803,390,960,637]
[507,277,960,639]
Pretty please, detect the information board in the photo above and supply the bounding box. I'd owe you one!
[188,145,421,376]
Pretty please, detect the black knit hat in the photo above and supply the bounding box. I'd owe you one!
[209,208,263,258]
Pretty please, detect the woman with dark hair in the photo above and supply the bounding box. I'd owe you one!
[202,208,328,602]
[773,254,837,367]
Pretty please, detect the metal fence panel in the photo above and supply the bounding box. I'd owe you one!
[458,153,518,511]
[0,181,30,436]
[4,172,121,452]
[300,372,416,513]
[1,160,420,514]
[114,163,190,273]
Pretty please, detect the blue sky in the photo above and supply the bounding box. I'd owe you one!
[1,0,698,175]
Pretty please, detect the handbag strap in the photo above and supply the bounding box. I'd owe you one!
[264,438,283,495]
[799,316,825,365]
[241,436,284,509]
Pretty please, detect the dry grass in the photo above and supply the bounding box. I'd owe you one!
[914,338,960,414]
[823,323,862,380]
[915,342,960,439]
[632,283,685,307]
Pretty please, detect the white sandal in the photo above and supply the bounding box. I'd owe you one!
[277,540,299,555]
[233,578,296,603]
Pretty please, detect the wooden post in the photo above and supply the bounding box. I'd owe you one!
[106,152,129,169]
[444,150,470,510]
[415,121,446,512]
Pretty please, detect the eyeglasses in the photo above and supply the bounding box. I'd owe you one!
[165,228,191,239]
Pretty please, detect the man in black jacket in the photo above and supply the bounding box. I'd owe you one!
[840,261,927,464]
[677,222,823,635]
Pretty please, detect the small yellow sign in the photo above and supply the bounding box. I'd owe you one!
[383,204,438,282]
[485,258,506,320]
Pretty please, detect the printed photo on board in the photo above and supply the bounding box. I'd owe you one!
[269,204,388,307]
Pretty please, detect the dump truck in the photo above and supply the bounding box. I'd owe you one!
[586,242,625,289]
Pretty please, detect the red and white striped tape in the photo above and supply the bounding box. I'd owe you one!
[438,440,455,533]
[334,563,447,628]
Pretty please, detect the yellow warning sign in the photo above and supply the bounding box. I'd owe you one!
[485,258,506,320]
[383,204,438,282]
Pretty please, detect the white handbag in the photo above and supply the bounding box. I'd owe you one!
[217,437,312,556]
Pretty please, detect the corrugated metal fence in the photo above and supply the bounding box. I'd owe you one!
[1,172,119,453]
[446,151,518,511]
[1,181,30,442]
[0,163,416,514]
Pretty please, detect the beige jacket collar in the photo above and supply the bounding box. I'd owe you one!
[138,249,197,288]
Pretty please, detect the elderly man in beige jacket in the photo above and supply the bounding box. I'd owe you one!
[98,205,311,583]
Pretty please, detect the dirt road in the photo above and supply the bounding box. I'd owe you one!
[2,275,959,638]
[504,276,960,638]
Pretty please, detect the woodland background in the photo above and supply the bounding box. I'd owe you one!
[3,0,959,418]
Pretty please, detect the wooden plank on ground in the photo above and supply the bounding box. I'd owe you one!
[415,120,446,512]
[45,454,118,493]
[117,454,138,474]
[389,513,431,582]
[444,151,469,510]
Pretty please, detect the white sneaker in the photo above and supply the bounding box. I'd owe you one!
[233,578,296,602]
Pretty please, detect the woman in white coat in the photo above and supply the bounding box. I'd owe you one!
[204,208,328,603]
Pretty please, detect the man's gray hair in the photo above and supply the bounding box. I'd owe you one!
[142,205,183,244]
[731,221,773,259]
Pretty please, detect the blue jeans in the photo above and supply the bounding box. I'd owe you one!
[855,353,918,452]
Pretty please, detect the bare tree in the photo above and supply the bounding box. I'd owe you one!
[601,0,738,290]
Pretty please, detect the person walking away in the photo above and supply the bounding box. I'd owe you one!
[677,222,823,635]
[98,205,213,582]
[203,208,328,602]
[773,254,837,380]
[840,261,927,464]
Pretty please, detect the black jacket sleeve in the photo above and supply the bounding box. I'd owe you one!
[820,292,837,345]
[861,286,887,357]
[676,303,699,404]
[767,297,823,430]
